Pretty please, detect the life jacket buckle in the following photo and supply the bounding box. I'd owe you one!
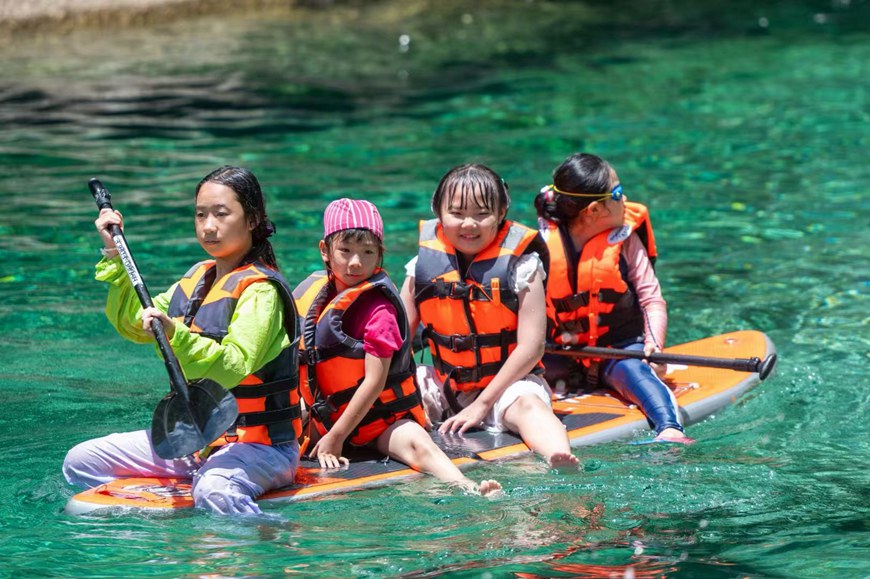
[455,365,482,383]
[433,279,452,298]
[450,284,469,299]
[309,400,334,425]
[299,348,319,366]
[569,292,590,309]
[449,334,473,352]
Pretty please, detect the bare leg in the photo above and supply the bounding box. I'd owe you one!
[375,420,501,496]
[502,394,579,470]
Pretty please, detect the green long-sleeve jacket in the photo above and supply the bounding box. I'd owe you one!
[96,256,290,390]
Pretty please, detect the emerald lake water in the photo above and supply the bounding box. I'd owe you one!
[1,1,868,576]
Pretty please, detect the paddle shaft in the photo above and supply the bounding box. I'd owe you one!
[89,178,191,401]
[545,344,776,380]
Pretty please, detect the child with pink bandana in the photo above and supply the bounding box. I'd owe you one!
[293,198,501,496]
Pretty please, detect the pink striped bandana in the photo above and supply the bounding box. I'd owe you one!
[323,198,384,240]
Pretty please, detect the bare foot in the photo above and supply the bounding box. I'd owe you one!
[657,427,685,439]
[450,478,503,496]
[654,427,695,444]
[477,479,502,497]
[547,452,580,471]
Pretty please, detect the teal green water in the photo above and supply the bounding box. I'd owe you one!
[1,1,868,576]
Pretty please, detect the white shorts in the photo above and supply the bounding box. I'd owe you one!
[416,364,553,432]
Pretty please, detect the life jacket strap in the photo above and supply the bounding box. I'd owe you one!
[417,280,494,302]
[308,400,335,431]
[299,348,319,366]
[308,372,421,435]
[551,291,590,313]
[442,371,480,414]
[321,370,415,409]
[235,405,303,428]
[558,317,591,334]
[551,288,624,313]
[362,385,422,422]
[586,361,601,388]
[423,327,517,353]
[555,295,644,344]
[231,377,298,399]
[310,341,364,363]
[434,360,503,386]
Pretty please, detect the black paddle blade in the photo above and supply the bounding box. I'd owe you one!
[151,394,210,459]
[758,353,778,381]
[187,379,239,445]
[150,380,238,459]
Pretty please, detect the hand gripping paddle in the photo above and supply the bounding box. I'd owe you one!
[89,178,239,459]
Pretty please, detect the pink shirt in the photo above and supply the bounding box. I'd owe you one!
[623,233,668,349]
[342,289,403,359]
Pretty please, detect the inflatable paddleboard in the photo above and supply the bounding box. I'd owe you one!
[65,330,776,515]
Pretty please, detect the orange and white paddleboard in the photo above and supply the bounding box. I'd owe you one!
[65,330,776,515]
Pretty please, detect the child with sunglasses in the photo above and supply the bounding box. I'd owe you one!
[535,153,691,443]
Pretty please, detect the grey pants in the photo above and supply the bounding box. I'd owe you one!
[63,429,299,515]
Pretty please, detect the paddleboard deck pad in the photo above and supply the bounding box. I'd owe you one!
[65,330,775,514]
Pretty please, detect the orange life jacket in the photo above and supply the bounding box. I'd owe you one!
[293,270,425,446]
[542,202,657,355]
[414,219,547,393]
[167,260,303,446]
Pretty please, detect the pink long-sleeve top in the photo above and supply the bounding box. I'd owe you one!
[621,232,667,349]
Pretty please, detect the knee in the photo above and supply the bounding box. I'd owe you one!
[62,448,82,485]
[405,435,440,463]
[511,394,547,415]
[194,487,261,516]
[62,440,100,487]
[192,472,261,516]
[605,358,655,390]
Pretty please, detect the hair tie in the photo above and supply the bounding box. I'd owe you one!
[262,220,276,238]
[541,184,556,204]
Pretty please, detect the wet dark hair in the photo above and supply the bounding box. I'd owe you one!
[196,165,279,269]
[323,228,385,269]
[431,163,511,223]
[535,153,613,225]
